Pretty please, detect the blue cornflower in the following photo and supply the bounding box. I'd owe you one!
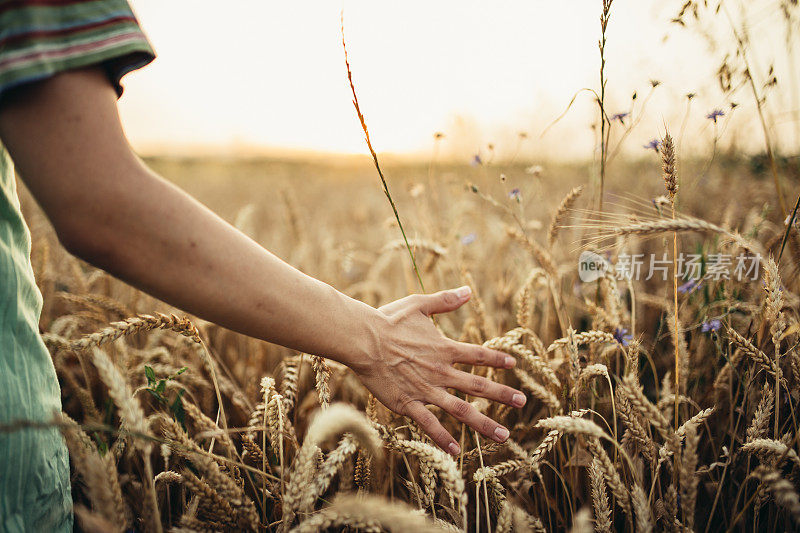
[644,138,661,152]
[509,188,521,201]
[611,112,629,124]
[706,109,725,123]
[701,319,722,333]
[471,154,482,166]
[461,232,477,245]
[614,327,633,346]
[678,280,701,294]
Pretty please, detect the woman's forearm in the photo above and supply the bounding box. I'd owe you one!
[69,161,384,367]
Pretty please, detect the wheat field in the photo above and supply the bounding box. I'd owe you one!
[10,1,800,532]
[16,144,800,532]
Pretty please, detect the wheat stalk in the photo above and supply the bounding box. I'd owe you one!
[312,355,332,409]
[159,415,259,529]
[679,423,700,530]
[69,313,201,352]
[60,414,128,531]
[631,484,653,533]
[676,407,715,440]
[535,416,608,440]
[281,354,301,414]
[620,375,679,453]
[589,458,613,533]
[548,185,584,247]
[547,330,618,353]
[514,369,561,411]
[587,438,632,519]
[388,438,467,524]
[755,467,800,523]
[728,327,784,383]
[747,383,774,442]
[742,439,800,469]
[291,494,447,533]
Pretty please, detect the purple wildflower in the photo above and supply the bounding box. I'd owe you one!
[461,232,477,245]
[678,280,701,294]
[611,112,629,124]
[644,138,661,152]
[706,109,725,123]
[614,327,632,347]
[509,188,521,201]
[701,319,722,333]
[471,154,482,166]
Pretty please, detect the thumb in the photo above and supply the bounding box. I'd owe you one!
[417,286,472,316]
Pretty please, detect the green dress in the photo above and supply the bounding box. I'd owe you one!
[0,2,153,530]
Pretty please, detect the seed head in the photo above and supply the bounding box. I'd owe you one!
[661,132,677,200]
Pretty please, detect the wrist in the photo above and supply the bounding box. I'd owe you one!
[328,290,386,372]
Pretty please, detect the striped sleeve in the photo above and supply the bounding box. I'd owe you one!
[0,0,155,101]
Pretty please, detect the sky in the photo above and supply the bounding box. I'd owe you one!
[119,0,798,161]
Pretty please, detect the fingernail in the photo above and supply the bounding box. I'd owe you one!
[504,356,516,368]
[494,426,510,442]
[512,393,527,407]
[448,442,461,455]
[454,285,471,299]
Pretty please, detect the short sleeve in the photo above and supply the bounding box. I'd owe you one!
[0,0,155,101]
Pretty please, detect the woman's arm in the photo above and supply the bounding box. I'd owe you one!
[0,67,526,454]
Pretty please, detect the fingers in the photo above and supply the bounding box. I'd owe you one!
[448,369,526,408]
[431,390,511,443]
[405,400,461,455]
[450,341,516,369]
[415,286,472,316]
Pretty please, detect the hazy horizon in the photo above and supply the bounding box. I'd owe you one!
[120,1,800,162]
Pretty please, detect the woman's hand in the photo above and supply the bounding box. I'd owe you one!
[348,286,527,455]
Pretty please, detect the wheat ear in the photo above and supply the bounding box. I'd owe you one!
[679,423,700,530]
[548,185,584,247]
[755,467,800,523]
[547,331,618,353]
[290,493,446,533]
[589,457,612,533]
[386,438,467,525]
[60,414,128,531]
[69,313,201,352]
